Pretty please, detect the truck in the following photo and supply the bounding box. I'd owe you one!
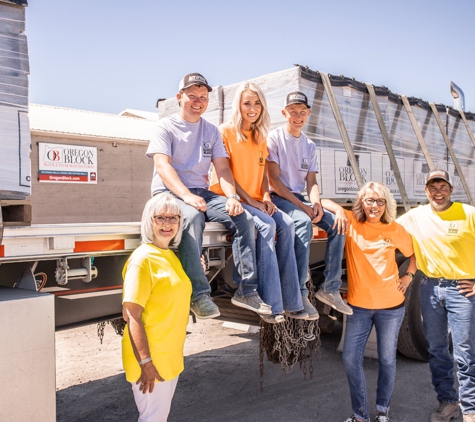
[155,64,475,365]
[5,66,475,350]
[2,0,475,420]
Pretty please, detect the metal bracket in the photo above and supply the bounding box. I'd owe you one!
[203,247,227,284]
[55,256,98,285]
[15,261,39,291]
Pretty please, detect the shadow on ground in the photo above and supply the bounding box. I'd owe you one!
[56,325,451,422]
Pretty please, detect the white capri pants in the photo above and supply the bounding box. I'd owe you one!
[131,376,179,422]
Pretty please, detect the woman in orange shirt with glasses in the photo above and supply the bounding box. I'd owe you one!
[324,182,416,422]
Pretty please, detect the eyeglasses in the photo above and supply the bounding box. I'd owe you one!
[363,198,386,206]
[427,185,451,193]
[153,215,180,224]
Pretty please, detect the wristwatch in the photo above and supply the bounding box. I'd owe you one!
[405,272,415,280]
[227,194,240,201]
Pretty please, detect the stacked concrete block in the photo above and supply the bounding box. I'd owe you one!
[0,0,31,199]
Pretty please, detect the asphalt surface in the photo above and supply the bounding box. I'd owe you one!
[55,319,462,422]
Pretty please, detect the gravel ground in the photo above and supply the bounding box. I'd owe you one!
[55,318,462,422]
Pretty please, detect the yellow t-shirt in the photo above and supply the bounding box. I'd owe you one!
[345,210,414,309]
[397,202,475,279]
[121,243,191,382]
[209,122,268,201]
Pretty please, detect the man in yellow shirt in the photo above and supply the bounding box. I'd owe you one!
[397,169,475,422]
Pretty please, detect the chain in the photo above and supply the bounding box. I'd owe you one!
[110,317,126,336]
[96,317,126,344]
[258,279,322,389]
[259,319,265,393]
[97,321,106,344]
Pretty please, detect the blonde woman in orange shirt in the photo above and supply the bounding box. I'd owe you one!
[323,182,416,422]
[210,83,308,323]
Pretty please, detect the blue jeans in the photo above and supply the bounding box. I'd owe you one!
[270,193,345,296]
[242,203,303,314]
[419,276,475,414]
[166,188,258,300]
[343,305,405,421]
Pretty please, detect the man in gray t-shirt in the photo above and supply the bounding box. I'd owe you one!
[267,91,352,317]
[146,73,271,319]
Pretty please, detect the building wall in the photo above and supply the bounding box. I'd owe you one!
[30,135,152,224]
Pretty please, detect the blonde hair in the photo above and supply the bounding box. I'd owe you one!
[141,193,183,247]
[352,182,397,224]
[231,82,270,144]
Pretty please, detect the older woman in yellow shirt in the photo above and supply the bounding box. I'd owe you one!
[122,193,191,422]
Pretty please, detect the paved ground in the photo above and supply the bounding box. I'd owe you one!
[56,318,462,422]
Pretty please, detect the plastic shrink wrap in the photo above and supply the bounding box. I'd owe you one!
[0,1,31,199]
[157,66,475,203]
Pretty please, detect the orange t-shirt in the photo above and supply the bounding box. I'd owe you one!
[344,210,414,309]
[209,122,268,201]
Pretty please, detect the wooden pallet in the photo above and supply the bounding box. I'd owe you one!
[0,199,31,226]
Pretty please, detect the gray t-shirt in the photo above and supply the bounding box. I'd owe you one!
[267,126,319,194]
[146,113,228,195]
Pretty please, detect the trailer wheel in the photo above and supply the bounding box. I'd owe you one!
[397,258,429,362]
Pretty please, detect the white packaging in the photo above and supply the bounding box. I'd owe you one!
[0,104,31,199]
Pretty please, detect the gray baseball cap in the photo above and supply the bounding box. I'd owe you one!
[178,73,212,92]
[425,169,452,187]
[284,91,310,108]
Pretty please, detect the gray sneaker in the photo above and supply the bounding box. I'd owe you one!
[315,289,353,315]
[190,294,220,319]
[285,309,309,320]
[430,401,459,422]
[301,295,319,320]
[231,292,272,315]
[261,314,285,324]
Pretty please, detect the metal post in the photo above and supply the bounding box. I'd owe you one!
[400,95,436,170]
[217,86,224,125]
[320,72,364,188]
[458,109,475,149]
[429,103,474,206]
[366,84,411,212]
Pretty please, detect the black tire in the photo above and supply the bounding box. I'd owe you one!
[397,257,429,362]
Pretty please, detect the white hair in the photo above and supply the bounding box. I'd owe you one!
[141,193,183,248]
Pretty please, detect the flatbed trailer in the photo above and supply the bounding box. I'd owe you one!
[2,2,475,419]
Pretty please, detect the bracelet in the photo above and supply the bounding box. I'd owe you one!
[138,357,152,366]
[405,272,415,280]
